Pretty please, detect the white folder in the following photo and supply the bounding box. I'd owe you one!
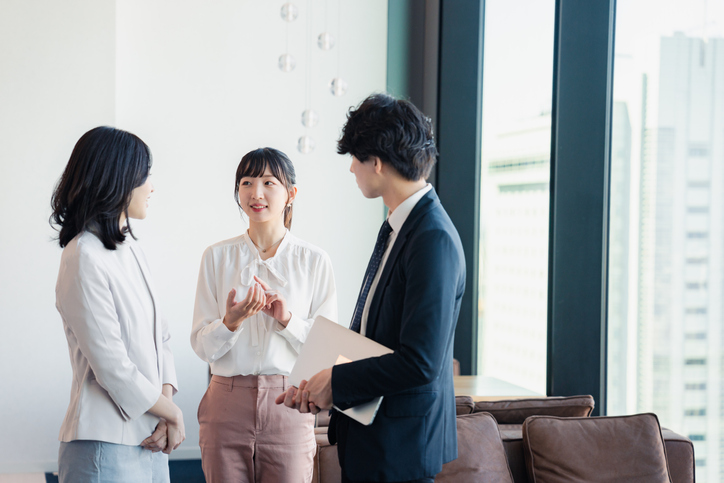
[289,315,393,425]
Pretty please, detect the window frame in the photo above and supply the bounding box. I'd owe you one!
[388,1,617,409]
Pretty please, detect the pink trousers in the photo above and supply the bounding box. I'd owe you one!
[198,374,316,483]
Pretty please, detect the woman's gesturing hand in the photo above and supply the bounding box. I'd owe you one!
[254,275,292,327]
[222,283,267,332]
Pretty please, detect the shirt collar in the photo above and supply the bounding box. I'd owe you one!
[387,184,432,233]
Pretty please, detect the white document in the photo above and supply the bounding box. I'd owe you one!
[289,315,393,425]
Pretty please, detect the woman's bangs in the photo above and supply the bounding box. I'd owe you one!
[238,153,269,179]
[239,153,287,185]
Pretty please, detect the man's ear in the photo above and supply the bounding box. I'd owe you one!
[372,156,384,175]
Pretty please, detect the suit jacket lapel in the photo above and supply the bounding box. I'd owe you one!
[129,243,161,377]
[365,189,440,337]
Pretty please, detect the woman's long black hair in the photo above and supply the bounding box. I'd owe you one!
[50,126,152,250]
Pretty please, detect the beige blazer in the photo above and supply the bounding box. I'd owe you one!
[55,231,177,445]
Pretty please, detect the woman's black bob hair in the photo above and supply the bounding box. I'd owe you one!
[234,147,297,230]
[50,126,152,250]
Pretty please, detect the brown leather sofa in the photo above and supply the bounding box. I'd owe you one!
[312,396,695,483]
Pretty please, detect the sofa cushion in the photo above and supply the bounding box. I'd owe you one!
[522,413,671,483]
[474,395,594,424]
[436,412,514,483]
[501,423,694,483]
[455,395,475,415]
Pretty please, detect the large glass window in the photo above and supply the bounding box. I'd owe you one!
[478,0,555,394]
[607,1,724,480]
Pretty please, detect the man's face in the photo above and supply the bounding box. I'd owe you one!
[349,155,381,199]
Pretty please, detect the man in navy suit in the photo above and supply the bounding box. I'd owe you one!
[277,93,466,483]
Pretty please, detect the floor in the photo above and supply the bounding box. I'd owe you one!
[0,459,205,483]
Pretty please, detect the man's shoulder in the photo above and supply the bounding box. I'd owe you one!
[405,190,453,229]
[408,201,461,245]
[401,202,465,279]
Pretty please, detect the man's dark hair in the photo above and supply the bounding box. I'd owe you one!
[50,126,152,250]
[337,93,437,181]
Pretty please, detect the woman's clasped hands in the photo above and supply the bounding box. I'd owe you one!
[254,275,292,327]
[222,282,268,332]
[140,418,185,454]
[222,276,292,332]
[140,388,186,455]
[140,420,168,453]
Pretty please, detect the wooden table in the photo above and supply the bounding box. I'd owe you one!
[454,375,543,401]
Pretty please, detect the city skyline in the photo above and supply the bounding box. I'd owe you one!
[640,34,723,482]
[480,9,724,477]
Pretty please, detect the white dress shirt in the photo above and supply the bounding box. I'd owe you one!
[191,230,338,377]
[360,184,432,335]
[56,232,177,445]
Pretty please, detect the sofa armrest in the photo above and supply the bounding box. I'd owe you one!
[315,411,332,428]
[312,425,342,483]
[662,429,695,483]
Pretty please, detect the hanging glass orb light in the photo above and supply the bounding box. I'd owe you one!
[278,54,296,72]
[301,109,319,128]
[317,32,335,50]
[280,3,299,22]
[329,77,348,96]
[297,135,315,154]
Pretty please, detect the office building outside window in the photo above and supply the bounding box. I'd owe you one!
[478,0,554,394]
[608,1,724,481]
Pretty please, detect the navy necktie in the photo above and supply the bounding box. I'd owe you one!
[350,220,393,334]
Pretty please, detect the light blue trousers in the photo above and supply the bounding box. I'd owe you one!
[58,440,170,483]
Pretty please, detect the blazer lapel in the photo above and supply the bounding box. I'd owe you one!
[129,243,161,377]
[365,190,440,337]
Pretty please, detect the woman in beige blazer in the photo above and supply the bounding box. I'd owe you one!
[51,126,185,483]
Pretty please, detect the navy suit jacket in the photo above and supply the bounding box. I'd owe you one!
[329,188,466,481]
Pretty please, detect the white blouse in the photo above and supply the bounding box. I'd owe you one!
[191,231,337,377]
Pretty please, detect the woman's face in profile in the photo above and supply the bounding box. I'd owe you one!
[127,177,154,220]
[238,167,294,224]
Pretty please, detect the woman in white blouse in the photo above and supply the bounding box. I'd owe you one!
[191,147,337,483]
[51,126,185,483]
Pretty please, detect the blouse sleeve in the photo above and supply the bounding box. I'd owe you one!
[190,247,244,363]
[276,251,338,353]
[56,249,160,421]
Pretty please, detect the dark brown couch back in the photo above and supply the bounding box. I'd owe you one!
[474,395,595,424]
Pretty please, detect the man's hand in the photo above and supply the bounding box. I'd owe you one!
[275,385,302,410]
[276,367,333,414]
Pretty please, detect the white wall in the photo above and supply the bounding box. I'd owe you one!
[0,0,387,473]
